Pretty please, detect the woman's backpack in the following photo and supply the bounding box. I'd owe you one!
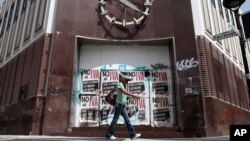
[105,89,116,105]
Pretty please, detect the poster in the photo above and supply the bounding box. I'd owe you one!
[150,70,174,127]
[79,69,100,127]
[76,64,174,127]
[81,69,100,94]
[127,71,150,125]
[100,70,119,125]
[80,94,99,126]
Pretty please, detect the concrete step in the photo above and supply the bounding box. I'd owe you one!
[51,126,184,138]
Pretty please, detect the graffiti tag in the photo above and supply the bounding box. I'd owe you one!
[52,68,70,77]
[151,63,170,70]
[48,85,69,96]
[176,58,198,71]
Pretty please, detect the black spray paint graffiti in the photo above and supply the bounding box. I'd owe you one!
[176,58,199,71]
[151,63,170,70]
[52,68,70,77]
[48,85,69,96]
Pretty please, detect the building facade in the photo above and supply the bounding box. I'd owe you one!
[0,0,249,137]
[191,0,250,136]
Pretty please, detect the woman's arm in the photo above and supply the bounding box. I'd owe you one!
[119,87,140,99]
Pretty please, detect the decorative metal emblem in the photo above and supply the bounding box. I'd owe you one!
[99,0,152,27]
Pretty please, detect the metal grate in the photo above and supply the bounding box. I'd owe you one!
[12,52,25,104]
[214,62,224,95]
[5,60,16,105]
[223,58,231,103]
[0,66,7,106]
[36,33,52,96]
[8,57,19,104]
[196,36,212,97]
[196,36,249,109]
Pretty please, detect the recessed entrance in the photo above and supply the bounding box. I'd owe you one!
[70,37,177,129]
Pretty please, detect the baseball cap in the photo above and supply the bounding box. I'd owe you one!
[119,72,132,81]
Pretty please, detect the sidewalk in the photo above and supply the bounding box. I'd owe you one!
[0,135,229,141]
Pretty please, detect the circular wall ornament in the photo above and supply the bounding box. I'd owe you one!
[99,0,152,27]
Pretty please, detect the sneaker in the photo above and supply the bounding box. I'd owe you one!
[107,135,116,140]
[131,133,141,140]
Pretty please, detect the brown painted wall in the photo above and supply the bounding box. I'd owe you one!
[43,33,75,134]
[172,0,204,137]
[205,97,250,136]
[43,0,202,136]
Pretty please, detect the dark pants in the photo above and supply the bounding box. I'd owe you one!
[106,103,136,138]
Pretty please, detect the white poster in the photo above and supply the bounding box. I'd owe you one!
[100,70,119,125]
[150,70,174,127]
[79,69,100,127]
[127,71,150,125]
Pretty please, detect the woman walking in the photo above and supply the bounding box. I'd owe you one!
[105,72,141,140]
